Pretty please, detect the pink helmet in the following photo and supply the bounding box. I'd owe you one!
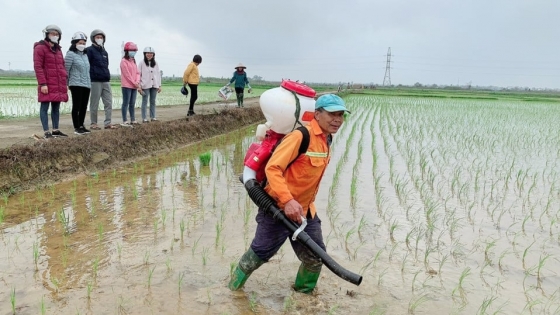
[124,42,138,51]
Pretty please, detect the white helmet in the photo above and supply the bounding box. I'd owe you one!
[43,24,62,36]
[71,32,87,42]
[143,46,155,53]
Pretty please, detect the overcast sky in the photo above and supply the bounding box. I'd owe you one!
[2,0,559,88]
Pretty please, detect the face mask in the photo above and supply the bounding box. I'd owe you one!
[49,36,59,43]
[95,38,104,46]
[76,44,86,51]
[129,51,136,57]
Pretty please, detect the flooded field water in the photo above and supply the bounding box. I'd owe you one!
[1,94,560,314]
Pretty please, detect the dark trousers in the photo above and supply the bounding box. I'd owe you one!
[188,84,198,112]
[69,86,90,129]
[250,208,325,271]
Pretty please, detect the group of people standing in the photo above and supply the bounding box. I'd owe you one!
[33,25,163,138]
[34,24,254,139]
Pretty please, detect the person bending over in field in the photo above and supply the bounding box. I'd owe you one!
[182,54,202,117]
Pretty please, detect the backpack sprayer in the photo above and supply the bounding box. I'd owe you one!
[239,80,362,286]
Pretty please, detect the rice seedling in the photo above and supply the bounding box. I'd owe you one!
[179,218,186,241]
[408,294,429,314]
[144,249,150,265]
[92,257,99,279]
[192,235,202,257]
[452,267,471,299]
[283,293,295,312]
[117,243,122,259]
[344,226,356,252]
[201,247,210,265]
[327,305,340,315]
[437,254,449,276]
[153,217,159,234]
[33,242,39,270]
[476,295,498,314]
[536,254,551,290]
[400,253,409,277]
[199,152,212,167]
[522,241,535,270]
[497,250,509,273]
[484,239,496,265]
[249,292,258,313]
[10,287,16,314]
[86,280,93,299]
[389,219,399,243]
[377,267,389,286]
[51,276,60,293]
[178,272,185,295]
[147,266,156,288]
[165,258,172,273]
[40,295,46,314]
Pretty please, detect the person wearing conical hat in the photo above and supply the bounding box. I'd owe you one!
[226,63,252,108]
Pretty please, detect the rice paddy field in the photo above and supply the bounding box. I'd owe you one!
[1,92,560,314]
[0,78,268,118]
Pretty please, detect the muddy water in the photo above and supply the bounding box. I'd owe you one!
[0,125,390,314]
[2,95,560,314]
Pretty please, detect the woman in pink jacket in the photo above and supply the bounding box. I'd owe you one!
[120,42,140,126]
[33,24,69,139]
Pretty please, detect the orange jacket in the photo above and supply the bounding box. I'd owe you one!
[264,119,331,218]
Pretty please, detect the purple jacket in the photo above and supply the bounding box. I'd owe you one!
[33,40,69,103]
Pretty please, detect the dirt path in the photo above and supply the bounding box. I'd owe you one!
[0,97,260,149]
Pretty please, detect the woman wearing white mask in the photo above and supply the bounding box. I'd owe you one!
[33,24,69,139]
[65,31,91,135]
[138,46,161,123]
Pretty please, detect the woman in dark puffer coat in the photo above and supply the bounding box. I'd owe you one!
[33,24,69,139]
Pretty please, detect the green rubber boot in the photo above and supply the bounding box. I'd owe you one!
[294,264,321,294]
[239,93,244,107]
[228,249,264,291]
[236,94,242,107]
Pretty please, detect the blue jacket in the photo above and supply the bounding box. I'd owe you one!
[86,44,110,82]
[229,71,249,88]
[65,50,91,88]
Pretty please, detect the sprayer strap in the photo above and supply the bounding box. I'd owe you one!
[261,126,310,188]
[290,91,304,130]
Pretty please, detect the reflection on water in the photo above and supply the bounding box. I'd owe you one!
[1,95,560,314]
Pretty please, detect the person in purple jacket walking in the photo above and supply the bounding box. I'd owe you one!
[120,42,140,127]
[33,24,69,139]
[138,46,161,123]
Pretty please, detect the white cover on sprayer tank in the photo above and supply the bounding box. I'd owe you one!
[257,87,315,139]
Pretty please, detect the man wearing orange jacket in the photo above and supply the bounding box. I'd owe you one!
[229,94,350,293]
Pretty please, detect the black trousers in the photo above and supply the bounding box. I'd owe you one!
[188,84,198,112]
[69,86,91,129]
